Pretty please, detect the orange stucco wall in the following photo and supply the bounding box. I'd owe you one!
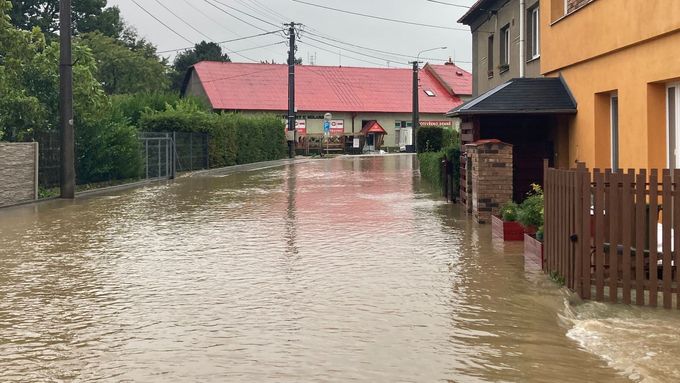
[540,0,680,169]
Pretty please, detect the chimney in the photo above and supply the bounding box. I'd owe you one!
[444,57,455,66]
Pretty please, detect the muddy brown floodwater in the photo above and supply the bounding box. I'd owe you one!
[1,155,680,382]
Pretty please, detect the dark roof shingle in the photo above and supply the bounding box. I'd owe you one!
[446,77,577,116]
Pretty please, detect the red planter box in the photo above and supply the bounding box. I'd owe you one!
[491,215,525,241]
[524,233,544,270]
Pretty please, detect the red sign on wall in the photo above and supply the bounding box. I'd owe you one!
[330,120,344,135]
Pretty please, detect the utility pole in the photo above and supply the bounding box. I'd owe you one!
[59,0,75,198]
[410,60,420,154]
[286,22,297,159]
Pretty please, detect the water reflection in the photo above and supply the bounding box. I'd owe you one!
[0,155,675,382]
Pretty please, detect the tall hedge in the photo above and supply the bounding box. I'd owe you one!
[139,105,286,168]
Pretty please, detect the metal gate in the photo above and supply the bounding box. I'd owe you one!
[139,132,174,180]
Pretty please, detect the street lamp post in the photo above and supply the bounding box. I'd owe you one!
[411,46,447,153]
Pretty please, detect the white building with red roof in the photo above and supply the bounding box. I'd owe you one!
[182,61,471,151]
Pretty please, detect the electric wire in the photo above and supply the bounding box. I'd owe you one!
[290,0,468,31]
[301,34,416,66]
[303,30,470,64]
[203,0,271,32]
[233,0,285,26]
[426,0,472,9]
[249,0,291,23]
[298,40,389,67]
[152,0,214,41]
[183,0,241,36]
[210,0,282,29]
[129,0,193,44]
[157,30,283,53]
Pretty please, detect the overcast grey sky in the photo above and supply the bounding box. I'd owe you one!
[108,0,477,71]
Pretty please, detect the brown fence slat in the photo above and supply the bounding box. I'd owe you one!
[608,170,620,303]
[621,170,633,304]
[662,170,673,309]
[649,169,659,307]
[635,170,647,305]
[674,169,680,309]
[594,169,605,301]
[574,167,584,294]
[581,168,592,299]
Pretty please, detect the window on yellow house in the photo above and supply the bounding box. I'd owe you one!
[610,93,619,171]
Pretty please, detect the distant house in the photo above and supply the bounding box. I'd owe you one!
[541,0,680,170]
[458,0,542,96]
[450,0,575,202]
[181,61,471,152]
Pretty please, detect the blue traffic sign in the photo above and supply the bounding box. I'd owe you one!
[323,120,330,134]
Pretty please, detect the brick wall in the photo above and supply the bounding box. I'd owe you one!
[567,0,596,14]
[0,142,38,207]
[465,140,513,224]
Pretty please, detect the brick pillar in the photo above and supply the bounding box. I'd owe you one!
[464,140,513,224]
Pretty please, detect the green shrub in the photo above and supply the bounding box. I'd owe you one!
[76,117,143,183]
[418,151,445,187]
[417,126,444,153]
[500,201,519,221]
[517,184,544,229]
[139,105,287,168]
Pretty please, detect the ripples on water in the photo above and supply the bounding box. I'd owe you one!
[0,155,678,382]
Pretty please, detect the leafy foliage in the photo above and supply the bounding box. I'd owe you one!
[139,105,286,167]
[171,41,231,91]
[417,151,445,187]
[517,184,544,229]
[9,0,123,37]
[500,201,519,222]
[78,32,168,94]
[417,126,459,153]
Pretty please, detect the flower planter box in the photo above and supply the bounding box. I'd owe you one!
[524,233,544,270]
[491,215,525,241]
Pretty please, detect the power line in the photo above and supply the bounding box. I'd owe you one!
[298,40,387,67]
[249,0,291,23]
[157,30,283,53]
[130,0,193,44]
[301,34,410,65]
[426,0,472,8]
[183,0,240,37]
[233,0,284,25]
[210,0,281,29]
[232,41,285,53]
[290,0,468,31]
[203,0,270,32]
[152,0,214,41]
[304,30,471,64]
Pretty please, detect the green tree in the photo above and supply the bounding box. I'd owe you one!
[9,0,123,37]
[170,41,231,91]
[79,32,168,95]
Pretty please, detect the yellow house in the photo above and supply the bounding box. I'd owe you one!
[541,0,680,170]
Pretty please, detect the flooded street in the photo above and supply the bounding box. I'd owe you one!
[1,155,679,382]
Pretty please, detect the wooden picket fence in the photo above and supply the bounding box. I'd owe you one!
[545,164,680,309]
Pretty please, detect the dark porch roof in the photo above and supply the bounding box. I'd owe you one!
[446,77,578,117]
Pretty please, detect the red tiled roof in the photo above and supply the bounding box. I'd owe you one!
[188,62,464,114]
[425,63,472,96]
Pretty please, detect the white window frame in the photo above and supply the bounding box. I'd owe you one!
[667,83,680,169]
[530,7,540,59]
[501,26,510,66]
[610,93,619,171]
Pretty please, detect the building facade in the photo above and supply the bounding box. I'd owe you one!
[182,61,471,152]
[541,0,680,169]
[459,0,542,96]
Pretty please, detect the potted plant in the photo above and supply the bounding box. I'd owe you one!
[519,184,544,269]
[492,201,525,241]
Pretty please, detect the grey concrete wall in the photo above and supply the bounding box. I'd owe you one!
[0,142,38,207]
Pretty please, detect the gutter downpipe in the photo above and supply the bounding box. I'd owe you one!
[519,0,526,77]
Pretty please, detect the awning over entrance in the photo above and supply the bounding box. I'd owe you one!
[446,77,577,117]
[361,120,388,135]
